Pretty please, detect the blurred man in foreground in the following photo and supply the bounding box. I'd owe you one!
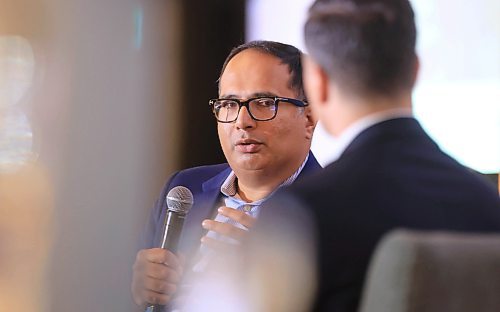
[131,40,320,309]
[250,0,500,311]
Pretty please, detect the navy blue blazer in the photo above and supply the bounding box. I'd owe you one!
[257,118,500,312]
[140,151,322,259]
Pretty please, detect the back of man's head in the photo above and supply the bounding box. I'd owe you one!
[304,0,417,97]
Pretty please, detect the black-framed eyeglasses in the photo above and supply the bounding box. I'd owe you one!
[208,96,308,123]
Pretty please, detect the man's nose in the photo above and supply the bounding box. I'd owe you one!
[235,106,256,129]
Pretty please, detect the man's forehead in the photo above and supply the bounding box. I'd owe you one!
[219,73,296,96]
[221,50,290,79]
[219,91,278,99]
[217,47,299,101]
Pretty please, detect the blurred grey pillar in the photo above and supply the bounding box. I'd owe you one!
[0,0,182,311]
[45,1,183,311]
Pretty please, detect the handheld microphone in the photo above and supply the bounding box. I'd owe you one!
[145,186,194,312]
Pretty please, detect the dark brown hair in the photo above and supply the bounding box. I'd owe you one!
[219,40,306,100]
[305,0,417,96]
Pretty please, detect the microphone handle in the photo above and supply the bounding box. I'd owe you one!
[144,211,186,312]
[144,304,162,312]
[160,210,186,253]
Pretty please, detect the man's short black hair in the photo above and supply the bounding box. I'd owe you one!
[219,40,306,100]
[305,0,417,96]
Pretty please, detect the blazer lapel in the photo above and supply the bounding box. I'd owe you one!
[299,151,322,180]
[178,153,320,254]
[178,167,232,255]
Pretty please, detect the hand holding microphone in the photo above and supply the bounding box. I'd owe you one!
[132,186,193,311]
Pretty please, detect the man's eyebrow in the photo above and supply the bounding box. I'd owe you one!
[219,92,278,99]
[251,92,277,98]
[219,94,239,100]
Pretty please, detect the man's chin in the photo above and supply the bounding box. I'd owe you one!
[233,155,267,172]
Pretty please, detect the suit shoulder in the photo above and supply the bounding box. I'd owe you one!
[175,163,230,180]
[163,163,229,191]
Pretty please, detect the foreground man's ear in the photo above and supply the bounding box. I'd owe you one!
[303,106,316,140]
[302,54,330,118]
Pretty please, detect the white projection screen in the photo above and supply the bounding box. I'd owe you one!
[247,0,500,173]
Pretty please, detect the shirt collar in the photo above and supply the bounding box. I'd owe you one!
[331,108,413,163]
[220,153,310,201]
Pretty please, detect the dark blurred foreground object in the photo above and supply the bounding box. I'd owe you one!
[480,173,499,193]
[254,0,500,310]
[360,230,500,312]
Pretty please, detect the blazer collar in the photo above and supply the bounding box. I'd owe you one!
[340,117,423,159]
[179,166,231,255]
[300,151,322,179]
[180,152,321,254]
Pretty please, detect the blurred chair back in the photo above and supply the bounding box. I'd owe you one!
[359,229,500,312]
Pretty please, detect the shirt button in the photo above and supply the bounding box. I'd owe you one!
[243,205,252,212]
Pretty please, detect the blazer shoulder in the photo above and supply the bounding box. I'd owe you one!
[152,163,230,221]
[173,163,229,182]
[164,163,230,193]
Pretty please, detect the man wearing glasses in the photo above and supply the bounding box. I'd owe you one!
[131,40,321,309]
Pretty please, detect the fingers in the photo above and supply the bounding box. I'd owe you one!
[218,206,256,228]
[137,277,177,305]
[201,206,257,239]
[134,248,183,282]
[200,207,257,251]
[143,262,182,283]
[142,248,182,269]
[200,235,237,252]
[143,278,178,295]
[131,248,183,307]
[202,219,248,240]
[136,289,172,306]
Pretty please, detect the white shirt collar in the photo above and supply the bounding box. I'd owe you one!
[331,108,413,163]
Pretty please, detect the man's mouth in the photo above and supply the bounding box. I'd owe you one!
[235,139,263,153]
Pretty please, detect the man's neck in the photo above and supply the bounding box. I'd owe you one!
[329,89,413,137]
[233,155,308,202]
[236,181,275,202]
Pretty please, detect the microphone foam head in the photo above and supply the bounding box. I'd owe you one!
[166,186,194,215]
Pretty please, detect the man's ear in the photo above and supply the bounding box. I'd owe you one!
[411,55,420,88]
[302,55,329,112]
[303,106,316,140]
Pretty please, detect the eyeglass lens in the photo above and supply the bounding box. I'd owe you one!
[214,98,277,122]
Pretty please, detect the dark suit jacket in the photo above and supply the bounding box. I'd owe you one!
[258,118,500,312]
[140,151,322,259]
